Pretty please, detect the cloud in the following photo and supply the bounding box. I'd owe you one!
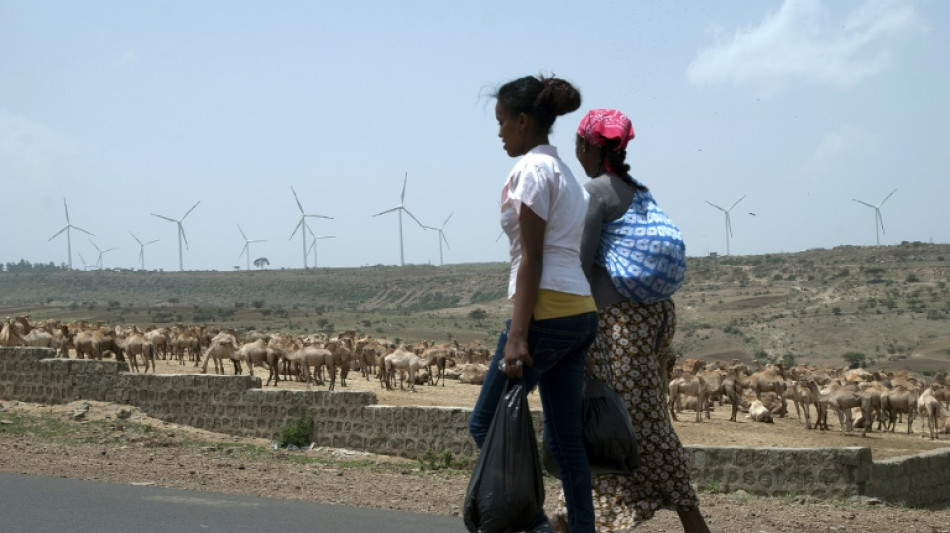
[811,125,878,165]
[687,0,924,91]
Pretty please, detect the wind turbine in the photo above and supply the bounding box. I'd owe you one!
[705,195,745,256]
[289,187,333,269]
[48,198,94,270]
[88,238,118,270]
[77,252,95,271]
[423,212,453,266]
[852,189,897,246]
[129,232,159,270]
[238,225,266,271]
[151,201,200,271]
[372,172,426,266]
[307,226,337,268]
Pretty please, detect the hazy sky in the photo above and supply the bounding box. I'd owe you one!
[3,1,947,271]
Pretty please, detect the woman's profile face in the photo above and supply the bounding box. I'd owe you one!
[575,136,601,178]
[495,102,525,158]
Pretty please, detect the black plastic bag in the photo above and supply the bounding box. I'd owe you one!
[464,381,544,533]
[543,374,640,478]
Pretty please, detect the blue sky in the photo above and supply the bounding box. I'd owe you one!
[2,0,947,271]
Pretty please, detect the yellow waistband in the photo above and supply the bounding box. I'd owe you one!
[533,289,597,320]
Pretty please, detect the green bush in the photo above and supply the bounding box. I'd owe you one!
[278,415,314,448]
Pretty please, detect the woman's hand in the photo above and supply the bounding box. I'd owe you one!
[502,333,532,379]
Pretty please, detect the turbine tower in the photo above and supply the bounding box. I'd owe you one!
[372,172,426,266]
[77,252,95,271]
[151,200,200,271]
[307,227,337,268]
[423,212,453,266]
[705,195,745,256]
[129,232,159,270]
[238,225,266,271]
[289,187,332,269]
[852,189,897,246]
[48,198,94,270]
[88,238,117,270]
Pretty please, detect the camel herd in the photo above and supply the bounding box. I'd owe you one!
[4,314,949,439]
[668,357,950,439]
[0,315,494,393]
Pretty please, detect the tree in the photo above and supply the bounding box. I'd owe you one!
[841,351,867,369]
[253,257,270,270]
[468,308,488,325]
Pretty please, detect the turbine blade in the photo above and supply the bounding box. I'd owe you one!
[180,224,190,249]
[373,207,399,217]
[879,188,897,207]
[442,212,454,228]
[852,199,876,209]
[238,225,248,240]
[63,198,71,223]
[400,172,408,203]
[305,214,333,220]
[403,208,426,229]
[729,195,746,211]
[49,227,68,240]
[291,186,305,213]
[307,240,315,254]
[250,239,265,244]
[878,210,886,235]
[129,232,142,245]
[239,244,248,258]
[290,219,304,239]
[146,239,159,245]
[441,232,450,249]
[705,201,726,211]
[151,213,177,222]
[104,247,118,253]
[88,238,102,252]
[726,214,733,237]
[181,201,200,221]
[73,225,94,236]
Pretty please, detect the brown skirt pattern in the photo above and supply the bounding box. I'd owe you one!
[557,299,699,530]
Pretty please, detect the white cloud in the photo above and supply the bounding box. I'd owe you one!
[687,0,924,91]
[811,124,877,164]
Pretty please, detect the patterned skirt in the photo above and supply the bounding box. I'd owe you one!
[557,299,699,530]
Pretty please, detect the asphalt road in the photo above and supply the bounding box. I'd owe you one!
[0,473,463,533]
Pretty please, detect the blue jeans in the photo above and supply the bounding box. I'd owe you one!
[469,312,598,533]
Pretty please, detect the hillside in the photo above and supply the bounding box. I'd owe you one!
[2,242,948,374]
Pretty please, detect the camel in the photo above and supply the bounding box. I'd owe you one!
[420,345,451,386]
[0,318,25,346]
[119,328,156,373]
[817,380,874,435]
[918,385,949,440]
[718,366,748,422]
[285,346,336,388]
[669,372,708,423]
[457,363,489,385]
[319,338,352,390]
[783,378,820,429]
[746,399,774,423]
[747,365,788,416]
[383,349,426,392]
[232,338,281,383]
[353,337,384,380]
[880,385,918,434]
[144,327,170,359]
[200,333,239,375]
[172,327,201,365]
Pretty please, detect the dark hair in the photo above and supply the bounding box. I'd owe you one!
[594,136,647,192]
[494,75,581,134]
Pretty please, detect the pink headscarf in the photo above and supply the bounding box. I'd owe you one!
[577,109,635,175]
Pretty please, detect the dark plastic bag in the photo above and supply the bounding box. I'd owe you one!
[464,382,544,533]
[543,374,640,478]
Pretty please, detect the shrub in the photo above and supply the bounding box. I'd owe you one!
[278,415,314,448]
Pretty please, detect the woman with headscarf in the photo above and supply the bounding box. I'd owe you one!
[554,108,712,533]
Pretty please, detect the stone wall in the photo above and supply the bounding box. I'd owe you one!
[2,347,949,507]
[0,347,476,459]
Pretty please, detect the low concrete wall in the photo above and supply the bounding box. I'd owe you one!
[2,347,949,507]
[0,347,475,459]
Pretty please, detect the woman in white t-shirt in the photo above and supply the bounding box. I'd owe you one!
[468,74,598,533]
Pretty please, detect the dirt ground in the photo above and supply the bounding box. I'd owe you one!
[2,357,950,532]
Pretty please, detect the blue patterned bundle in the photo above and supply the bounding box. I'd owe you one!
[596,188,686,303]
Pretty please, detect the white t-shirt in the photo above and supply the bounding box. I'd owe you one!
[500,145,592,299]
